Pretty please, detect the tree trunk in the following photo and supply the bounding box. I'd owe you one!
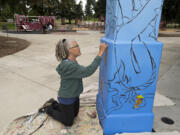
[69,18,71,24]
[61,17,65,25]
[75,18,79,25]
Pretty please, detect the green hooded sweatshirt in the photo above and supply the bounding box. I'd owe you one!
[56,56,102,98]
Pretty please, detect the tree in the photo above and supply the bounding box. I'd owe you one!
[43,0,60,16]
[1,4,12,21]
[16,0,29,15]
[75,1,84,20]
[85,0,93,19]
[162,0,179,24]
[94,0,106,19]
[174,0,180,27]
[91,0,96,14]
[0,0,7,7]
[59,0,76,24]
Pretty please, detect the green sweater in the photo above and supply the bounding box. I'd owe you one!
[56,56,102,98]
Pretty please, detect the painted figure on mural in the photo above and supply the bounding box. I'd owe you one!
[102,0,164,116]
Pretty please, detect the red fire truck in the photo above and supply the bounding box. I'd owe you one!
[14,14,56,32]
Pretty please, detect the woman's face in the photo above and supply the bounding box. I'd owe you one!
[68,41,81,57]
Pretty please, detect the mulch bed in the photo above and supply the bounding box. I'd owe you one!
[0,36,30,58]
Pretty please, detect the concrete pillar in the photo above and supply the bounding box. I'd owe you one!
[96,0,164,134]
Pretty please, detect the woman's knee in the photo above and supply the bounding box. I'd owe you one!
[63,119,74,126]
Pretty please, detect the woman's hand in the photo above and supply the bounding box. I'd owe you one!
[98,42,108,57]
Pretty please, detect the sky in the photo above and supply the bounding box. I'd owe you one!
[76,0,87,10]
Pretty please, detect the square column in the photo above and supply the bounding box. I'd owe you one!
[96,0,164,134]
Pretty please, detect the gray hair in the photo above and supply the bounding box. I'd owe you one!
[55,39,74,61]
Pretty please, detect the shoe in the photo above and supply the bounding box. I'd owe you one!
[87,111,96,119]
[38,98,56,113]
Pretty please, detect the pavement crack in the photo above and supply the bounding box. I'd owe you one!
[168,96,180,101]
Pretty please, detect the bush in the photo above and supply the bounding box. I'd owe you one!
[1,4,13,22]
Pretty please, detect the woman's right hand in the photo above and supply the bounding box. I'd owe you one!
[98,42,108,57]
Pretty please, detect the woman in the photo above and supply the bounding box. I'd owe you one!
[42,39,107,126]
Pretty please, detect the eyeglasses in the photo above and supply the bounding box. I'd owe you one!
[70,44,79,49]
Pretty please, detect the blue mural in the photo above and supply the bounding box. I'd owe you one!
[96,0,164,134]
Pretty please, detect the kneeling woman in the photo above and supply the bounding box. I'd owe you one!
[46,39,107,126]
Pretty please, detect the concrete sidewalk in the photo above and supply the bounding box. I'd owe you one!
[0,31,179,134]
[0,31,106,132]
[118,131,180,135]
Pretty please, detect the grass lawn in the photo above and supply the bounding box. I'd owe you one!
[0,22,16,30]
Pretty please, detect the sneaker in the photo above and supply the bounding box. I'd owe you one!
[38,98,56,113]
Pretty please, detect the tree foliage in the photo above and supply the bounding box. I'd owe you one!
[0,0,180,26]
[1,4,12,21]
[59,0,76,24]
[94,0,106,19]
[0,0,84,22]
[162,0,180,25]
[74,1,84,19]
[85,0,94,19]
